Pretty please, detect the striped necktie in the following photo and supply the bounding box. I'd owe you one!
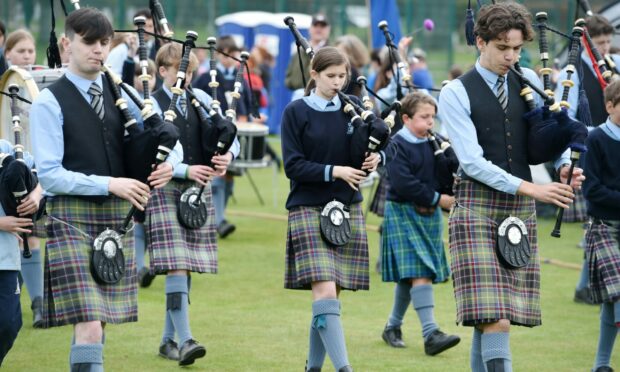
[88,82,104,120]
[496,75,507,112]
[179,95,188,117]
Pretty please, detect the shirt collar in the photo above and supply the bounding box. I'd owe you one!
[475,60,506,87]
[603,118,620,141]
[308,89,340,110]
[65,69,103,96]
[397,126,429,144]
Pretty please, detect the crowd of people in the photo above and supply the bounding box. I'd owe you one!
[0,2,619,371]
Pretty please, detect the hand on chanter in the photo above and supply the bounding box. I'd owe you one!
[361,152,381,173]
[211,152,233,177]
[517,181,574,209]
[559,165,585,190]
[333,166,367,191]
[148,162,173,189]
[17,184,42,216]
[0,216,33,235]
[109,178,151,210]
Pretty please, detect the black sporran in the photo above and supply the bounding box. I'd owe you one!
[90,228,126,284]
[496,216,531,269]
[177,186,208,229]
[319,200,352,247]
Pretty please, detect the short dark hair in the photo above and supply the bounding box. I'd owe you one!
[133,8,152,20]
[65,8,114,44]
[604,79,620,107]
[585,15,614,38]
[216,35,240,52]
[0,20,6,39]
[475,2,534,43]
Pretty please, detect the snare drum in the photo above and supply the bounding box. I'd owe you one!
[233,122,269,168]
[0,66,65,152]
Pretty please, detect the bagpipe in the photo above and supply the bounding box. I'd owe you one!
[0,85,46,258]
[378,20,416,98]
[428,129,459,196]
[177,37,240,229]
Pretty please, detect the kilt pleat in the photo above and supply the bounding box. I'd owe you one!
[369,170,388,217]
[285,204,369,290]
[586,221,620,304]
[145,180,217,274]
[562,188,587,223]
[31,216,48,238]
[43,196,137,327]
[382,201,450,283]
[449,180,541,327]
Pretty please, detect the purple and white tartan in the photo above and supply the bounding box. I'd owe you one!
[562,189,588,223]
[586,220,620,304]
[145,180,217,274]
[285,204,369,290]
[449,180,541,327]
[43,196,137,327]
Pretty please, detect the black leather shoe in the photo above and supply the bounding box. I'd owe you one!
[594,367,614,372]
[158,338,179,361]
[217,220,236,239]
[338,366,353,372]
[574,287,595,305]
[31,296,44,328]
[382,325,405,348]
[178,339,206,366]
[139,267,156,288]
[424,329,461,356]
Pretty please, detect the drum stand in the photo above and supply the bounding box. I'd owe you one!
[244,169,264,206]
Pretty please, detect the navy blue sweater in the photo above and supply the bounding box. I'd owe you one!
[583,126,620,220]
[282,98,364,209]
[386,132,439,207]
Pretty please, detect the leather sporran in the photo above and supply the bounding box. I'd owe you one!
[90,228,126,284]
[319,200,352,247]
[177,186,208,229]
[496,216,531,269]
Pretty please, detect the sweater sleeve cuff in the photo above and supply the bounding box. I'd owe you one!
[325,165,334,182]
[379,150,386,166]
[432,192,440,206]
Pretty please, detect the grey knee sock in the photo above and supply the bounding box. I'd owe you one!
[134,223,146,271]
[387,281,411,328]
[481,332,512,372]
[594,302,618,369]
[307,316,326,369]
[410,284,439,340]
[70,343,104,372]
[165,275,192,345]
[471,328,485,372]
[312,299,350,370]
[21,249,43,301]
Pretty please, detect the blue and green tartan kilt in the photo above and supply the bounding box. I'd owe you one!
[285,203,369,291]
[562,188,587,223]
[449,180,541,327]
[43,196,137,327]
[586,220,620,304]
[381,201,450,283]
[145,179,217,274]
[369,172,389,217]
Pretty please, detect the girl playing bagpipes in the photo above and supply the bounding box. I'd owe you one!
[281,46,384,372]
[29,8,179,371]
[147,40,239,366]
[439,3,584,371]
[379,92,460,356]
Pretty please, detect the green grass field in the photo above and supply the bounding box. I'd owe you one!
[3,137,617,371]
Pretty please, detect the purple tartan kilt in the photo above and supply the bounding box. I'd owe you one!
[369,175,389,217]
[562,188,587,223]
[43,196,137,327]
[449,180,541,327]
[285,204,369,291]
[145,179,217,274]
[586,220,620,304]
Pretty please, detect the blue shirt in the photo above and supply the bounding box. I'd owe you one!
[555,52,620,119]
[439,61,570,195]
[30,69,183,196]
[156,84,241,179]
[0,140,35,271]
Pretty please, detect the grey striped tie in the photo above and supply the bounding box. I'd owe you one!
[496,75,507,112]
[88,82,104,120]
[179,95,188,117]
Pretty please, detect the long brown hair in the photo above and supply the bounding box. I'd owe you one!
[304,46,350,96]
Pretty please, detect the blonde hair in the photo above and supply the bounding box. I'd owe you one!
[334,35,369,69]
[4,29,35,54]
[155,42,199,72]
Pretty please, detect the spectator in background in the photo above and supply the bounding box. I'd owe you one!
[251,45,274,93]
[0,21,6,75]
[134,58,157,95]
[448,65,463,80]
[366,48,383,95]
[3,29,36,69]
[285,13,331,91]
[410,48,434,91]
[335,34,369,97]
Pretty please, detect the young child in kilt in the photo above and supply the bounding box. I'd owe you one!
[439,3,585,371]
[0,139,41,366]
[149,42,239,366]
[281,46,382,372]
[380,92,460,355]
[555,14,620,305]
[29,8,177,371]
[583,79,620,372]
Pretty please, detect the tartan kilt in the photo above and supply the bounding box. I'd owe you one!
[369,172,389,217]
[31,216,48,238]
[382,201,450,283]
[285,203,369,291]
[449,180,541,327]
[145,179,217,274]
[562,188,587,223]
[43,196,137,327]
[586,220,620,304]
